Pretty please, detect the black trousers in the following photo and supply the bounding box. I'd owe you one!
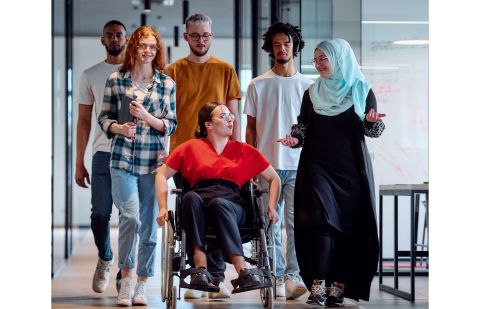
[176,176,246,282]
[296,213,354,289]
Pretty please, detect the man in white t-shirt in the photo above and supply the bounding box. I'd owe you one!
[75,20,127,294]
[244,21,313,300]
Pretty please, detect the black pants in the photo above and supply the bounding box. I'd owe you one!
[176,176,245,283]
[297,223,354,290]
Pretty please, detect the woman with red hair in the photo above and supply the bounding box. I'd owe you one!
[99,26,177,306]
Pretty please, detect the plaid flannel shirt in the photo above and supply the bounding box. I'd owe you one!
[98,70,177,175]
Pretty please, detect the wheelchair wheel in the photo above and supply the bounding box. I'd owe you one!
[166,285,177,309]
[161,222,175,302]
[260,286,274,309]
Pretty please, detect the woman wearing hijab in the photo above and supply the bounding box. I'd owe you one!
[278,38,386,307]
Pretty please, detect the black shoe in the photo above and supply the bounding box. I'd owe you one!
[306,279,327,306]
[191,272,210,287]
[238,268,262,288]
[326,282,345,307]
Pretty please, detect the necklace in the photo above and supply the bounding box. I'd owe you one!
[132,80,152,94]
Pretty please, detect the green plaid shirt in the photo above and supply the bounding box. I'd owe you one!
[98,70,177,175]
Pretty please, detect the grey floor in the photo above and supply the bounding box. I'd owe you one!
[51,228,428,308]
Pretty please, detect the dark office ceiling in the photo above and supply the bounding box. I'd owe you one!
[54,0,240,38]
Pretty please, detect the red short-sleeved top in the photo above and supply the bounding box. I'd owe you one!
[165,139,270,187]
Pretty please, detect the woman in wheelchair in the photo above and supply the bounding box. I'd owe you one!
[156,102,280,293]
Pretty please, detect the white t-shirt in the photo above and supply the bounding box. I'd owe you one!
[77,61,120,155]
[243,70,313,170]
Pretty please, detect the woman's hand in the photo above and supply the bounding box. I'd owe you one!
[268,206,279,224]
[156,208,169,226]
[119,122,136,138]
[130,100,149,121]
[276,134,299,147]
[365,108,386,123]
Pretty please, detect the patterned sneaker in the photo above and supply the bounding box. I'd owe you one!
[133,280,148,306]
[306,279,327,306]
[92,257,114,293]
[326,282,345,307]
[209,281,231,299]
[116,277,133,306]
[184,289,207,299]
[285,275,308,299]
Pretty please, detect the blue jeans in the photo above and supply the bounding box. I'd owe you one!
[111,167,158,277]
[91,151,114,261]
[261,170,300,278]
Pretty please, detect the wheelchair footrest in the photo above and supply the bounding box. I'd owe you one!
[231,268,272,294]
[179,281,220,292]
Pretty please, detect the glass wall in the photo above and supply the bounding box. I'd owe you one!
[52,0,69,277]
[361,0,429,258]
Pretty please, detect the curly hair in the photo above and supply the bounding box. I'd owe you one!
[120,26,166,73]
[261,21,305,59]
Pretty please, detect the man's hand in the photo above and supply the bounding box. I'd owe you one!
[75,163,90,188]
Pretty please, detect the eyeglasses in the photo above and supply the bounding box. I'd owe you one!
[138,44,159,51]
[311,56,328,65]
[187,33,213,42]
[216,112,235,122]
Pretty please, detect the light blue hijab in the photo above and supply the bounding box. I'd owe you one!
[309,38,370,120]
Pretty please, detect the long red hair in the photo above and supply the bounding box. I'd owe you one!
[121,26,166,73]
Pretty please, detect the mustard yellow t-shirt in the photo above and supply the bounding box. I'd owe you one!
[165,56,241,151]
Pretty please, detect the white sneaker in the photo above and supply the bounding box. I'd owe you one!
[116,277,133,306]
[184,289,207,299]
[285,275,308,300]
[276,277,286,298]
[208,281,231,299]
[92,257,114,293]
[133,280,148,306]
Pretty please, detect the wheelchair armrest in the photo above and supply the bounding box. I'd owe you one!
[171,188,183,195]
[253,188,268,198]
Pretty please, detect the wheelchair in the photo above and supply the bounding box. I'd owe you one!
[160,178,276,309]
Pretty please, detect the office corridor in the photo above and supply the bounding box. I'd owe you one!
[51,228,428,308]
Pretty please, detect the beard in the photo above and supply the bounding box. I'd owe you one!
[189,43,210,57]
[106,44,125,56]
[276,58,290,65]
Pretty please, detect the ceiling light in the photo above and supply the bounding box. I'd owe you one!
[144,0,151,12]
[392,40,429,45]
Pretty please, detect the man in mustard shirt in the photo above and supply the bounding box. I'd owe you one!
[165,12,241,300]
[166,13,241,151]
